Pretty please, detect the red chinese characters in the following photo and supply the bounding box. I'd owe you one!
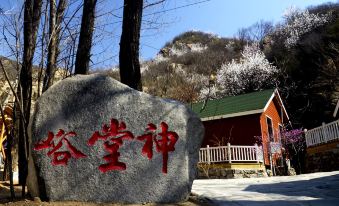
[34,129,87,165]
[136,123,157,159]
[137,122,179,173]
[87,118,134,173]
[34,119,179,174]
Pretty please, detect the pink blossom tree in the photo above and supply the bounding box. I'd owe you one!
[282,128,306,174]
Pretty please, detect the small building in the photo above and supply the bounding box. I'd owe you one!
[191,89,290,168]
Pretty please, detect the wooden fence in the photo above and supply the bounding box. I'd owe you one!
[199,143,263,164]
[305,119,339,147]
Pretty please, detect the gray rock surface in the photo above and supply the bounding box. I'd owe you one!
[28,74,204,203]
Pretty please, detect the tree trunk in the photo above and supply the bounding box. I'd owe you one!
[37,0,49,97]
[43,0,56,92]
[74,0,97,74]
[18,0,43,197]
[43,0,67,92]
[6,132,15,200]
[119,0,143,91]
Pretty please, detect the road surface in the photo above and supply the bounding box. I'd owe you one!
[192,171,339,206]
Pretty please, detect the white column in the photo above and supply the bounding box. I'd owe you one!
[255,143,259,163]
[227,143,231,163]
[207,145,210,164]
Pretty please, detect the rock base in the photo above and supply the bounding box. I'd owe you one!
[306,140,339,173]
[197,166,267,179]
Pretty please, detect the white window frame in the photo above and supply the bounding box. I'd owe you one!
[278,123,284,143]
[266,115,274,142]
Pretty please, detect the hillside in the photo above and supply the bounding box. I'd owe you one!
[0,57,18,105]
[141,31,244,103]
[141,2,339,129]
[0,57,68,109]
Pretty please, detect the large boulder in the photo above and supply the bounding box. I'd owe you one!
[28,74,204,203]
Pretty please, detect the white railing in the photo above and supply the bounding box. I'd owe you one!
[199,143,263,164]
[305,119,339,147]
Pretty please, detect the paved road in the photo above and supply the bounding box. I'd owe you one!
[192,171,339,206]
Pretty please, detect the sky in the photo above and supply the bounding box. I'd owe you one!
[140,0,338,61]
[0,0,338,69]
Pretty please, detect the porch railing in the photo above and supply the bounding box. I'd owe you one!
[305,119,339,147]
[199,143,263,164]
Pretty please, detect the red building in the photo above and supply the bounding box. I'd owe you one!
[192,89,289,166]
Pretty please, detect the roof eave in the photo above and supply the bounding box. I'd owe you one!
[274,89,290,121]
[200,109,264,121]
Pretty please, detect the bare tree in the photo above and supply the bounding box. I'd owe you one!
[54,0,82,76]
[17,0,43,196]
[237,20,273,43]
[42,0,67,92]
[37,1,49,97]
[0,6,24,198]
[74,0,97,74]
[209,126,234,146]
[119,0,143,91]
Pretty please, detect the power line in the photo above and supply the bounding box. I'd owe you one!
[142,43,160,51]
[143,0,212,17]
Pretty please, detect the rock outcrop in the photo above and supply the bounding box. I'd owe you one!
[28,74,204,203]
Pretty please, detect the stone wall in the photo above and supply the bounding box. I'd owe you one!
[197,163,267,179]
[306,140,339,173]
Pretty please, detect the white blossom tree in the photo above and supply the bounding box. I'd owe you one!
[276,6,332,48]
[200,43,277,99]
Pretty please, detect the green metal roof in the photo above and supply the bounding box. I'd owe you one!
[191,89,275,119]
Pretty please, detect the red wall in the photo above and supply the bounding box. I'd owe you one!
[260,98,285,165]
[201,114,262,147]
